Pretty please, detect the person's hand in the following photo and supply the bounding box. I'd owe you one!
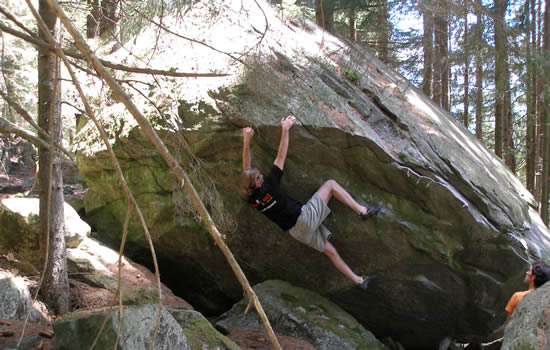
[280,115,296,130]
[242,127,254,144]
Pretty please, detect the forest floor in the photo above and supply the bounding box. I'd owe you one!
[0,167,314,350]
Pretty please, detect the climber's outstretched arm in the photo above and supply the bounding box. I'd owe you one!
[273,115,296,171]
[242,127,254,171]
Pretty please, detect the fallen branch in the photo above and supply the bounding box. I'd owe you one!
[46,0,282,348]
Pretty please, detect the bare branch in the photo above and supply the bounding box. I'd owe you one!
[129,6,247,65]
[0,22,229,78]
[247,0,269,56]
[0,89,74,160]
[0,116,55,152]
[26,1,164,347]
[0,4,36,36]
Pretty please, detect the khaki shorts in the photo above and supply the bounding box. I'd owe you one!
[289,193,332,252]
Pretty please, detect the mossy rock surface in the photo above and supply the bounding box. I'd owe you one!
[216,280,388,350]
[54,304,190,350]
[169,309,239,350]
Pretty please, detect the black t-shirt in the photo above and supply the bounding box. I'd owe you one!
[247,165,303,231]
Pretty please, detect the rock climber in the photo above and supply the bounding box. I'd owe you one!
[240,115,381,290]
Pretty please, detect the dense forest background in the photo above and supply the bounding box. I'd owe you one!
[287,0,550,224]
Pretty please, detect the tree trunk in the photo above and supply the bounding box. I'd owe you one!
[433,0,448,107]
[436,0,449,111]
[475,0,483,140]
[422,0,433,97]
[493,0,516,171]
[503,70,515,172]
[315,0,334,33]
[349,7,356,41]
[463,7,470,129]
[526,0,537,193]
[38,0,69,314]
[99,0,121,38]
[535,0,544,202]
[86,0,100,39]
[540,0,549,224]
[377,0,390,63]
[493,0,507,158]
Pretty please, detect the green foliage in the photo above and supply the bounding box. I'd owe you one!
[342,67,361,84]
[121,287,157,305]
[0,35,38,125]
[171,310,238,350]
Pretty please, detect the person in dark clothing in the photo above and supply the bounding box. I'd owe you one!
[241,115,381,290]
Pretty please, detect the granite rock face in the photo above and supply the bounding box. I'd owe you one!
[0,198,91,268]
[73,0,550,348]
[54,304,190,350]
[54,304,239,350]
[502,281,550,350]
[216,280,388,350]
[0,278,44,323]
[169,309,239,350]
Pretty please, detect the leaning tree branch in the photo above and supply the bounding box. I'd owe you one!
[25,1,165,347]
[0,4,36,36]
[0,22,229,78]
[46,0,282,349]
[0,90,73,160]
[0,116,57,153]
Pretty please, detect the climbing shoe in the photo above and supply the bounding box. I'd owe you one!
[359,274,377,291]
[360,204,381,221]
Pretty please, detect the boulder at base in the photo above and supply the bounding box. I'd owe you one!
[169,309,239,350]
[54,304,190,350]
[0,198,90,269]
[0,278,43,323]
[216,280,388,350]
[501,281,550,350]
[67,236,192,309]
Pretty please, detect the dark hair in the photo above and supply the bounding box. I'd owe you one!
[532,260,550,288]
[241,168,260,200]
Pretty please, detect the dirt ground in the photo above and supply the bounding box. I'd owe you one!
[0,169,314,349]
[0,255,314,349]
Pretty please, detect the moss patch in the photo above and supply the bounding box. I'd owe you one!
[170,310,238,350]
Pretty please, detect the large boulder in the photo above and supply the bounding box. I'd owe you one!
[216,280,388,350]
[54,304,190,350]
[169,309,239,350]
[72,0,550,348]
[0,196,191,310]
[0,278,44,323]
[501,281,550,350]
[67,236,193,309]
[0,198,91,269]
